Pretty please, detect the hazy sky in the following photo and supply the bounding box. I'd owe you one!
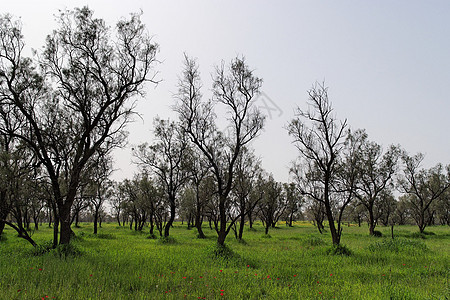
[3,1,450,182]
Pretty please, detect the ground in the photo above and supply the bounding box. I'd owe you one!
[0,222,448,299]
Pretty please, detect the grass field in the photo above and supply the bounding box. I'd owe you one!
[0,222,448,299]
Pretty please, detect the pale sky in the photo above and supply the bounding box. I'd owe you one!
[3,1,450,182]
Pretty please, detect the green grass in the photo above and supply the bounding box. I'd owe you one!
[0,222,449,299]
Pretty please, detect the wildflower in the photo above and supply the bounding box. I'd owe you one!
[219,270,223,272]
[38,268,43,271]
[199,276,203,278]
[319,292,322,294]
[221,289,224,292]
[293,274,297,277]
[220,293,224,296]
[183,277,187,279]
[330,273,333,276]
[89,274,93,277]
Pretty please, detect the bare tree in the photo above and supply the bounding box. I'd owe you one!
[174,55,265,246]
[288,82,347,245]
[0,9,158,245]
[232,147,262,239]
[257,174,286,235]
[88,154,113,234]
[134,118,190,238]
[398,153,450,233]
[351,130,400,235]
[283,182,303,227]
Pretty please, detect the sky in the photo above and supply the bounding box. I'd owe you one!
[3,1,450,182]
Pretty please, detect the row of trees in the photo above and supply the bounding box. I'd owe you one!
[0,7,158,246]
[1,8,448,249]
[288,83,449,244]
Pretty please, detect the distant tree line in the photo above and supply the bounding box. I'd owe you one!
[0,8,448,249]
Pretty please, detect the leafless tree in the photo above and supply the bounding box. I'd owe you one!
[174,54,265,246]
[351,130,400,235]
[0,9,158,245]
[134,118,190,238]
[398,153,449,233]
[232,147,262,239]
[288,82,347,245]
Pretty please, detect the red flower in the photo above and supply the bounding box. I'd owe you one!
[199,276,203,278]
[219,270,223,272]
[220,293,224,296]
[89,274,93,277]
[330,273,333,276]
[38,268,43,271]
[293,274,297,277]
[183,277,187,279]
[319,292,322,294]
[220,289,224,292]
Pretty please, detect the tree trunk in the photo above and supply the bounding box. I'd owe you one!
[52,207,59,248]
[93,212,98,234]
[59,207,72,245]
[34,216,39,231]
[0,221,5,237]
[164,197,176,238]
[75,211,80,228]
[195,213,206,239]
[238,213,245,240]
[248,212,254,228]
[368,209,376,236]
[217,196,227,246]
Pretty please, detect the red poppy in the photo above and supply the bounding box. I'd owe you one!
[220,289,224,292]
[330,273,333,276]
[38,268,43,271]
[219,270,223,272]
[293,274,297,277]
[220,293,224,296]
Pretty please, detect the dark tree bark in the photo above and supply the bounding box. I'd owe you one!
[175,55,265,246]
[0,9,158,245]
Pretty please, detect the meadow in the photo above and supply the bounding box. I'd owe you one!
[0,222,448,299]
